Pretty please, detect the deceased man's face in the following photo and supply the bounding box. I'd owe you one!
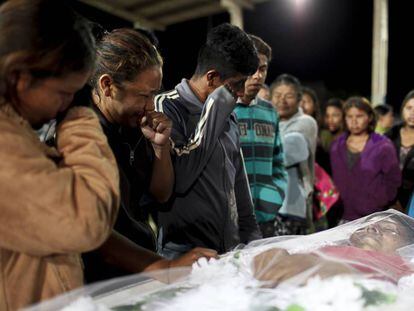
[349,216,411,254]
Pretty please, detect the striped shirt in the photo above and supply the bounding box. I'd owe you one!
[234,96,287,223]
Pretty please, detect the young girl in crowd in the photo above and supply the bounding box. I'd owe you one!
[301,92,341,229]
[300,86,321,125]
[319,98,345,154]
[385,90,414,209]
[317,98,346,227]
[330,97,401,221]
[0,0,120,309]
[315,98,345,180]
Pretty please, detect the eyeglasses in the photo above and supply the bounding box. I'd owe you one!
[363,219,401,236]
[376,222,400,236]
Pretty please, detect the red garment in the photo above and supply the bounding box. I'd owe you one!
[313,163,339,219]
[317,246,413,283]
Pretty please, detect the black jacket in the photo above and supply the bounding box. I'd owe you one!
[83,107,158,283]
[155,80,261,253]
[385,124,414,208]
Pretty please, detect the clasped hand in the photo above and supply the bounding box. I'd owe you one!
[140,111,172,148]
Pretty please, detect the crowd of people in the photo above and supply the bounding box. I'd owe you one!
[1,0,414,310]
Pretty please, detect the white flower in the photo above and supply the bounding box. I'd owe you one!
[60,297,109,311]
[290,276,364,311]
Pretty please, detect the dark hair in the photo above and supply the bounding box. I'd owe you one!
[323,97,344,129]
[270,73,302,101]
[402,90,414,109]
[401,90,414,124]
[249,34,272,62]
[90,28,163,90]
[302,86,320,122]
[194,23,258,79]
[134,27,159,48]
[343,96,376,133]
[374,104,393,117]
[325,97,344,111]
[0,0,96,105]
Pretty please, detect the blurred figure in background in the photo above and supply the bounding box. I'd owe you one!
[257,83,270,101]
[385,90,414,210]
[300,86,321,125]
[374,104,394,134]
[316,98,346,228]
[301,90,340,231]
[319,98,345,156]
[317,97,345,178]
[235,35,287,238]
[270,74,318,234]
[331,97,401,222]
[409,192,414,217]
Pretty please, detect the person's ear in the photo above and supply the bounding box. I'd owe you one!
[206,70,221,88]
[16,71,32,95]
[99,74,114,98]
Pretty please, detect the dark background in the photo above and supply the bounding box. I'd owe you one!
[5,0,413,112]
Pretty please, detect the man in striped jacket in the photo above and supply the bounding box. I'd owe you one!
[155,24,262,257]
[235,35,287,237]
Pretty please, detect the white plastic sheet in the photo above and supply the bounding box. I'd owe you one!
[27,210,414,311]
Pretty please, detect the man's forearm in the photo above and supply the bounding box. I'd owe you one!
[98,231,168,273]
[150,145,174,203]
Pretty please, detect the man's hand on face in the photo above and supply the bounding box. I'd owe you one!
[224,76,248,99]
[140,111,172,149]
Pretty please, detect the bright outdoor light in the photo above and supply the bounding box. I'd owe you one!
[293,0,308,8]
[290,0,309,15]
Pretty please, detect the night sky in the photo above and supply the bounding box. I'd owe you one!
[6,0,413,113]
[243,0,373,102]
[155,0,375,107]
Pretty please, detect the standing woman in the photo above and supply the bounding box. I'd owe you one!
[330,97,401,221]
[90,28,173,253]
[0,0,120,309]
[83,28,216,283]
[385,90,414,209]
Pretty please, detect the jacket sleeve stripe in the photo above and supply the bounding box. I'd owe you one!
[170,97,215,156]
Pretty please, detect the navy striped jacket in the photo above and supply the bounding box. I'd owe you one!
[154,79,261,253]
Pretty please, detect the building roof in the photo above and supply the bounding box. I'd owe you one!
[79,0,268,30]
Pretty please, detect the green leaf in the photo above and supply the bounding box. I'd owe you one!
[355,283,396,307]
[286,303,306,311]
